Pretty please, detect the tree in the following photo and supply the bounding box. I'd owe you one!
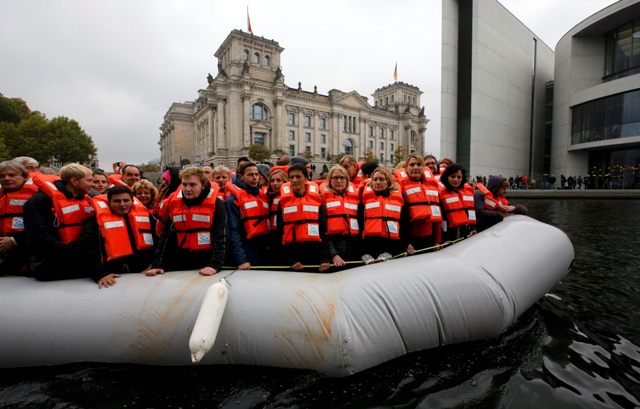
[0,94,31,124]
[302,149,314,160]
[365,148,378,162]
[47,116,97,164]
[248,144,272,163]
[138,162,161,173]
[333,152,345,164]
[7,112,51,163]
[393,145,407,166]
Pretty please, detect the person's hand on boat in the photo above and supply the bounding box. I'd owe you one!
[319,262,331,272]
[238,262,251,270]
[0,237,16,253]
[98,274,121,289]
[406,244,415,255]
[144,267,164,276]
[199,266,218,276]
[332,255,346,267]
[292,262,304,271]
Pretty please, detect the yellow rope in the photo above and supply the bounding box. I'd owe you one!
[221,235,469,270]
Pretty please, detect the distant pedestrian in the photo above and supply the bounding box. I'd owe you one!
[577,175,583,190]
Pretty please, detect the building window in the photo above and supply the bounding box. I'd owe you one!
[289,130,295,141]
[321,147,326,158]
[391,95,394,103]
[604,19,640,80]
[380,129,385,139]
[391,130,395,140]
[381,153,385,163]
[390,143,394,151]
[369,126,374,137]
[289,144,295,156]
[288,112,296,125]
[253,52,260,64]
[254,132,265,145]
[320,134,326,144]
[304,115,312,128]
[305,132,311,142]
[343,138,354,155]
[264,55,270,66]
[368,140,373,149]
[252,104,267,120]
[391,154,395,164]
[305,146,311,155]
[571,89,640,144]
[320,118,326,129]
[411,131,417,144]
[385,97,388,106]
[242,49,249,61]
[380,142,384,150]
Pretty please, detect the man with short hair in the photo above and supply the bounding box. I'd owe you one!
[109,163,142,187]
[24,163,95,280]
[202,165,215,182]
[79,185,156,288]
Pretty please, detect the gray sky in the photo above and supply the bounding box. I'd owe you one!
[0,0,617,167]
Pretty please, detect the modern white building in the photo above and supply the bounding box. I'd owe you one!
[160,30,428,169]
[551,0,640,188]
[441,0,555,179]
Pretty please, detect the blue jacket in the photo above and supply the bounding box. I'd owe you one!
[225,179,267,266]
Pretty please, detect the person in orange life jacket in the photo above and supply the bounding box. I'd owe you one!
[212,165,231,201]
[89,169,109,197]
[23,163,94,281]
[145,167,226,277]
[320,165,360,270]
[256,164,270,186]
[474,175,528,232]
[359,167,405,264]
[0,161,38,275]
[339,155,363,187]
[12,156,39,173]
[109,163,141,188]
[231,156,251,186]
[77,185,156,288]
[276,164,330,271]
[424,155,439,175]
[132,179,157,210]
[153,166,181,235]
[225,162,270,269]
[262,169,288,261]
[398,155,443,255]
[438,163,477,242]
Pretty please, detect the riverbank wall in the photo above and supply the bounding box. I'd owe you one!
[506,190,640,199]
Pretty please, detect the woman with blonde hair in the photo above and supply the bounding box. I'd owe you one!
[320,165,360,270]
[358,167,404,264]
[132,179,158,210]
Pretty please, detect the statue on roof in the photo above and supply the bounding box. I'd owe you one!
[217,62,228,79]
[207,73,214,84]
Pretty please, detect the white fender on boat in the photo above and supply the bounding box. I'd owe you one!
[0,216,574,376]
[189,279,229,363]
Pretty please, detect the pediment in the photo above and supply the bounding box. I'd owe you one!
[333,91,370,109]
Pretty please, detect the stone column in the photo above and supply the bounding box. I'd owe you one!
[208,107,215,160]
[217,99,225,152]
[242,94,250,148]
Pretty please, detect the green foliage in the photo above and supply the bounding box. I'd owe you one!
[393,145,407,166]
[365,148,378,162]
[302,149,314,160]
[0,94,97,165]
[248,144,272,163]
[138,162,161,173]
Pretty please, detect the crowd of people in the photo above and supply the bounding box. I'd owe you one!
[0,154,529,288]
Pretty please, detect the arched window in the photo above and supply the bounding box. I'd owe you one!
[264,55,270,66]
[242,49,249,61]
[343,138,354,155]
[411,130,417,143]
[253,52,260,64]
[252,104,268,120]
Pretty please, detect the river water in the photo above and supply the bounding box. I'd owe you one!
[1,199,639,409]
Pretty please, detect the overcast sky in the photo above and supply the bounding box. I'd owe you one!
[0,0,618,167]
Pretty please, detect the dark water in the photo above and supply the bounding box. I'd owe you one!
[1,200,639,409]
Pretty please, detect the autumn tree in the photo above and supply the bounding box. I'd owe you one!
[248,144,272,163]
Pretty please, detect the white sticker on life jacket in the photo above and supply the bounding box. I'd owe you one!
[431,205,441,217]
[463,195,474,202]
[283,205,297,214]
[85,206,94,214]
[365,201,380,209]
[143,233,154,245]
[104,220,125,229]
[303,205,319,213]
[468,210,476,221]
[385,204,401,213]
[11,217,24,230]
[263,202,269,208]
[25,178,34,185]
[135,216,150,223]
[61,204,80,214]
[485,199,496,207]
[97,201,108,208]
[207,190,213,198]
[326,201,340,209]
[46,181,58,191]
[445,196,459,204]
[405,187,421,195]
[283,186,291,194]
[197,232,211,245]
[425,189,439,196]
[173,214,185,223]
[387,221,399,234]
[307,223,320,236]
[9,199,26,206]
[442,220,448,231]
[244,201,258,209]
[348,185,355,192]
[350,218,359,231]
[344,203,358,210]
[192,214,211,223]
[309,185,317,193]
[273,198,280,205]
[400,171,408,178]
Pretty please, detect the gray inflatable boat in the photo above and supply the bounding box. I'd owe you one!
[0,215,573,376]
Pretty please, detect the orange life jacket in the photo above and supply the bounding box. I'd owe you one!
[279,181,322,245]
[0,178,39,235]
[394,168,442,223]
[234,187,270,239]
[361,187,404,240]
[107,174,128,187]
[168,187,219,251]
[226,181,240,198]
[154,188,180,236]
[439,184,476,229]
[475,183,509,210]
[270,165,289,174]
[260,186,280,232]
[321,183,360,237]
[32,174,94,244]
[91,195,154,261]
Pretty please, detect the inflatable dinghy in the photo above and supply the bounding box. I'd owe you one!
[0,215,573,377]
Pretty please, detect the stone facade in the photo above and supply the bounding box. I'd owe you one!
[160,30,429,169]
